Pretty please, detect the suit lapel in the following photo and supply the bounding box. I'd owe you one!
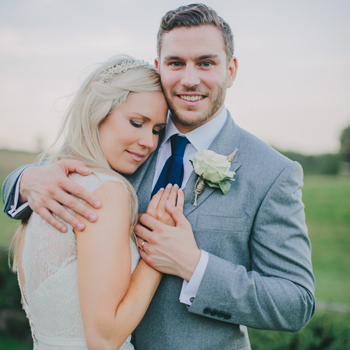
[183,113,242,217]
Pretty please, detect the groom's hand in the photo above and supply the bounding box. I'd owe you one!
[135,201,201,281]
[20,160,101,233]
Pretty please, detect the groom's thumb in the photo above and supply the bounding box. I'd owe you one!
[165,200,185,227]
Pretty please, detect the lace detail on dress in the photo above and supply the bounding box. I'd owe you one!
[18,173,140,349]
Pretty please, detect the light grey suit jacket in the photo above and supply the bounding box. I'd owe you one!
[2,113,315,350]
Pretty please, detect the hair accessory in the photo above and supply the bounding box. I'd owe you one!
[99,60,153,83]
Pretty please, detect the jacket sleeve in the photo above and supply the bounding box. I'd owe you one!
[188,161,315,332]
[2,165,34,220]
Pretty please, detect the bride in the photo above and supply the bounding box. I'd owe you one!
[10,55,183,349]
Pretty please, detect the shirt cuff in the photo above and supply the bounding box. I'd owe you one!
[7,167,32,217]
[179,250,209,306]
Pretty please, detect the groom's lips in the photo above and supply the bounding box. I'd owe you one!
[176,93,207,106]
[126,150,146,162]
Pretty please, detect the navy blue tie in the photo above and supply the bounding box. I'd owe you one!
[152,134,189,197]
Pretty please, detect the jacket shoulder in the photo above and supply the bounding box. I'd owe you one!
[237,126,295,171]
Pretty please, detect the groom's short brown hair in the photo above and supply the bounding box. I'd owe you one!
[157,3,234,62]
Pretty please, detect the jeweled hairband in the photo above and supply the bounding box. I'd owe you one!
[99,60,153,83]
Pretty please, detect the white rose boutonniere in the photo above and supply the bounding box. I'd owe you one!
[190,149,238,206]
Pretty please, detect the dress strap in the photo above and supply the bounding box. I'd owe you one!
[34,332,87,346]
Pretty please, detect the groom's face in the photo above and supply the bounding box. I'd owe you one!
[156,25,237,133]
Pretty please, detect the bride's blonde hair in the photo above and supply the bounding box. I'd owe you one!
[10,55,162,271]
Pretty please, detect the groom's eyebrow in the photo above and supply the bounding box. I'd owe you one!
[163,55,182,61]
[163,54,220,62]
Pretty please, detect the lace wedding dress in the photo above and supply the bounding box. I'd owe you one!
[17,173,140,349]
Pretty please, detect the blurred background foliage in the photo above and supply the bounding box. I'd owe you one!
[0,123,350,349]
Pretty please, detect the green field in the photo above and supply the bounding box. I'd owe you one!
[303,176,350,304]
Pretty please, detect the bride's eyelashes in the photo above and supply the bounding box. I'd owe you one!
[130,119,164,135]
[130,119,142,128]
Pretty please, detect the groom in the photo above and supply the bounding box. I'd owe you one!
[3,4,315,349]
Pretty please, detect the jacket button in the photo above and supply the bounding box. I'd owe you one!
[189,297,194,303]
[223,313,232,320]
[217,311,225,318]
[210,309,218,316]
[203,307,211,314]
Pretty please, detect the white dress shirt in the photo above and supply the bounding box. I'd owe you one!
[151,107,228,306]
[9,107,229,306]
[8,168,31,217]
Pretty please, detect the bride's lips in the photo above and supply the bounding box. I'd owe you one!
[126,150,146,162]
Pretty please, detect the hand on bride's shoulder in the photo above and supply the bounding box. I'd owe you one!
[146,184,184,226]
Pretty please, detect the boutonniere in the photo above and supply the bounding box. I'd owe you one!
[190,149,238,206]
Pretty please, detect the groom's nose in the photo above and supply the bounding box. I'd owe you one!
[181,64,200,87]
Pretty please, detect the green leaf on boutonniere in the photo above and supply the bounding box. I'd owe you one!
[219,181,231,194]
[204,180,220,189]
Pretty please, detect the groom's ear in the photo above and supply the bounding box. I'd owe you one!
[155,58,159,72]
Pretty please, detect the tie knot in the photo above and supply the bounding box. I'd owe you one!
[171,134,188,157]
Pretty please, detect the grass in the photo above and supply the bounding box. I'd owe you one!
[0,337,31,350]
[302,176,350,304]
[248,309,350,350]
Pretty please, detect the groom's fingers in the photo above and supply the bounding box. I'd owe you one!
[35,206,69,233]
[39,196,87,232]
[58,159,92,176]
[56,177,101,210]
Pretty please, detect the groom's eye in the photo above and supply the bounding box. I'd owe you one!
[130,120,142,128]
[170,62,182,67]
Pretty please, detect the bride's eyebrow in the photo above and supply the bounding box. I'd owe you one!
[129,114,166,127]
[129,113,149,120]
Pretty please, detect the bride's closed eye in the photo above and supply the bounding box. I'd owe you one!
[130,119,142,128]
[152,127,165,135]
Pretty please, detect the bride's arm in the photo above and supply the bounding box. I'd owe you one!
[75,180,161,350]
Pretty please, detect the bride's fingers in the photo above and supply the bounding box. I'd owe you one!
[176,188,184,212]
[147,188,164,216]
[157,184,172,210]
[167,184,179,206]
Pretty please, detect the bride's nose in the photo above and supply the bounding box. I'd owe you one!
[138,129,155,149]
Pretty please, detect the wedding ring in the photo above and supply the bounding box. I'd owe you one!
[141,241,146,251]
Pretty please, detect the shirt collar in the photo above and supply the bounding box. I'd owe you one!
[162,107,228,152]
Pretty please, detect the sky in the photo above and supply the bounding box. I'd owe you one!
[1,0,350,155]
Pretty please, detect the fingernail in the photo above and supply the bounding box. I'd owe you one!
[159,188,164,191]
[179,188,183,192]
[173,184,179,188]
[89,213,97,221]
[76,222,84,230]
[93,200,101,207]
[166,183,172,188]
[61,226,67,233]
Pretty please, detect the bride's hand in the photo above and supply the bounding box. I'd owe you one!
[146,184,184,226]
